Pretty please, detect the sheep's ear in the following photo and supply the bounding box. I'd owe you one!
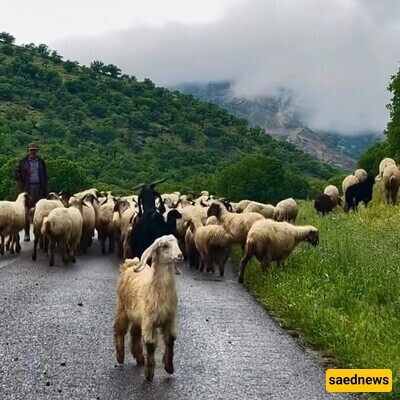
[134,238,162,272]
[100,198,108,206]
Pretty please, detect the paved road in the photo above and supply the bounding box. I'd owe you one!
[0,233,357,400]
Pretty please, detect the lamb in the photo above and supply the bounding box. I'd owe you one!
[354,169,368,182]
[41,196,84,266]
[382,164,400,205]
[238,219,319,284]
[314,194,334,216]
[32,196,64,261]
[242,201,278,219]
[191,223,233,276]
[207,201,264,250]
[0,192,30,255]
[342,175,359,197]
[323,184,342,208]
[275,198,299,222]
[379,158,396,178]
[113,234,184,382]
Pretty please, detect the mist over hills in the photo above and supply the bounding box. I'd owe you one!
[171,81,384,169]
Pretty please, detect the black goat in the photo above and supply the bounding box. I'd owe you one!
[130,209,182,260]
[314,194,334,216]
[344,176,375,212]
[134,178,166,217]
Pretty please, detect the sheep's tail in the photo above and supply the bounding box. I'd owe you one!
[389,175,398,188]
[245,237,256,257]
[119,257,140,272]
[41,218,51,238]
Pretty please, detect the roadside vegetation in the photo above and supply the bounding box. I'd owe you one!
[232,188,399,399]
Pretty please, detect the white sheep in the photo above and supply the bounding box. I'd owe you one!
[184,218,204,269]
[113,234,184,382]
[238,219,319,283]
[379,158,396,178]
[235,199,253,213]
[41,196,84,266]
[0,192,30,255]
[342,175,359,197]
[192,223,234,276]
[80,193,97,254]
[275,198,299,222]
[96,195,117,254]
[243,201,278,219]
[354,169,368,182]
[207,201,264,250]
[382,164,400,205]
[32,197,64,260]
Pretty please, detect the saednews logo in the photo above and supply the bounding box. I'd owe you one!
[326,369,392,393]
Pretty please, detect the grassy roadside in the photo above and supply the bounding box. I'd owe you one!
[232,192,400,399]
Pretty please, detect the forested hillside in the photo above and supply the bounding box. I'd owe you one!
[0,36,342,202]
[358,66,400,176]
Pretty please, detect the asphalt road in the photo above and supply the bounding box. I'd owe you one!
[0,233,358,400]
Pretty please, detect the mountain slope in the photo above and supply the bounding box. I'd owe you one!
[172,82,383,169]
[0,40,340,201]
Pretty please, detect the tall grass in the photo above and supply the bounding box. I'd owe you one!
[232,188,400,399]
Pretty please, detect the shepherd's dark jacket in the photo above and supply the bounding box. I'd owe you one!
[14,156,49,196]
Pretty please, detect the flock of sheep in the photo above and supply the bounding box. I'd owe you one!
[0,155,396,381]
[314,157,400,216]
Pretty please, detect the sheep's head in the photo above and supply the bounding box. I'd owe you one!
[46,192,61,200]
[207,202,223,219]
[305,228,319,246]
[134,234,183,273]
[69,196,88,213]
[58,191,71,207]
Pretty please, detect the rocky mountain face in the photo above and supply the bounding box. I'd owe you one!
[171,81,384,169]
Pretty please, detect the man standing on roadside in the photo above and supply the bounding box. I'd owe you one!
[14,142,49,241]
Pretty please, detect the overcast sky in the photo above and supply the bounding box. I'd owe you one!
[2,0,399,134]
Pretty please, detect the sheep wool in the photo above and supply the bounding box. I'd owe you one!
[238,219,319,283]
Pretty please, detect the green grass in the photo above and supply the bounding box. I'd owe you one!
[232,188,400,399]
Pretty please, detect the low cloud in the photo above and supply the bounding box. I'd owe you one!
[53,0,400,134]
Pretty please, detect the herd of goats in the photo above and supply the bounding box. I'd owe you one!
[0,156,397,381]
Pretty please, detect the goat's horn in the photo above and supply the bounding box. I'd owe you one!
[149,178,167,187]
[132,182,146,190]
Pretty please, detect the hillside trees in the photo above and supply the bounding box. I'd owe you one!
[359,67,400,174]
[386,67,400,158]
[0,32,15,44]
[0,39,339,199]
[210,154,311,203]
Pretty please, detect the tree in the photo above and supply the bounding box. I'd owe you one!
[103,64,122,78]
[90,60,105,73]
[358,140,390,176]
[63,60,80,73]
[36,44,50,57]
[50,50,63,63]
[0,32,15,44]
[386,67,400,158]
[46,158,89,193]
[211,154,310,203]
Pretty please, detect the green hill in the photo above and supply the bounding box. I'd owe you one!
[0,38,342,202]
